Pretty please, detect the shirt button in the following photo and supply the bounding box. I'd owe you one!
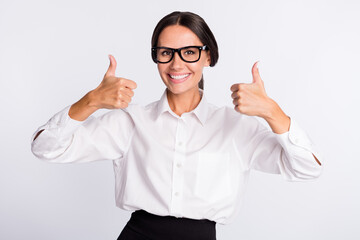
[178,142,183,146]
[175,192,179,196]
[176,163,182,168]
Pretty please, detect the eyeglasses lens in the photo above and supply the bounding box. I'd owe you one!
[157,47,201,63]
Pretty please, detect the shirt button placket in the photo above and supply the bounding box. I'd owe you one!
[170,118,186,217]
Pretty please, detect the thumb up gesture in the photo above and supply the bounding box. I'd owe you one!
[91,55,137,109]
[230,62,273,119]
[69,55,137,121]
[230,62,290,133]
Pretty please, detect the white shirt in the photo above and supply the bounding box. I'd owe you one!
[31,89,323,225]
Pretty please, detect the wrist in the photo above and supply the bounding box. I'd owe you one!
[85,90,101,109]
[263,98,279,121]
[260,98,278,120]
[69,92,99,121]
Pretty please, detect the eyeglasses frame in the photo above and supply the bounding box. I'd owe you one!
[151,45,208,64]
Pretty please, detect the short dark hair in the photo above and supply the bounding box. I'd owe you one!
[151,11,219,89]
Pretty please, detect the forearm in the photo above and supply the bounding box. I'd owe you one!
[69,91,99,121]
[263,99,290,134]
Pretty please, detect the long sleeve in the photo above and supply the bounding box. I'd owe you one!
[243,117,323,181]
[31,105,135,163]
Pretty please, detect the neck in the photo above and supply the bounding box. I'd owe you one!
[166,88,202,116]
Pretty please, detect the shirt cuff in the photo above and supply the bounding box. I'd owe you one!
[275,118,323,166]
[52,105,85,138]
[275,118,313,152]
[32,105,85,142]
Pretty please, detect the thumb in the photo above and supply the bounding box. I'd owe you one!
[251,61,262,84]
[105,54,117,77]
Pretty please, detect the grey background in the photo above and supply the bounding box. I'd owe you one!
[1,0,359,239]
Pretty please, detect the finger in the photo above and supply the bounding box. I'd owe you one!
[234,106,240,113]
[121,87,135,98]
[105,54,117,77]
[114,100,129,109]
[251,61,261,83]
[231,91,240,99]
[234,105,241,113]
[119,93,131,104]
[122,79,137,90]
[234,105,247,114]
[230,83,241,92]
[231,83,248,94]
[232,97,240,106]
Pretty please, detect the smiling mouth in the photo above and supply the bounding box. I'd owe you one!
[169,73,190,80]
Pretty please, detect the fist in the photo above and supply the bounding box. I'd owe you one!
[91,55,137,109]
[230,62,274,118]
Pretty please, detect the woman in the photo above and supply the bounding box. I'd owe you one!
[31,11,322,240]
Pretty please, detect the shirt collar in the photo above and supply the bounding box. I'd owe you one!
[155,88,209,126]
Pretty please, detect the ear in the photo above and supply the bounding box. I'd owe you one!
[205,51,211,67]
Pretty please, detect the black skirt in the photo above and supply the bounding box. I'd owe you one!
[117,209,216,240]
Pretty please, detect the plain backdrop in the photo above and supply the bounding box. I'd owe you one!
[1,0,359,239]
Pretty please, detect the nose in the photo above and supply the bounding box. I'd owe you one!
[170,51,184,70]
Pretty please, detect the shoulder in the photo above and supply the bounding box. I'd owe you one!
[206,103,262,130]
[90,108,134,129]
[94,97,161,125]
[206,104,243,123]
[121,99,160,122]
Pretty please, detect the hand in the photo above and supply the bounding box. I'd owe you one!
[230,61,275,119]
[90,55,137,109]
[230,61,290,133]
[68,55,137,121]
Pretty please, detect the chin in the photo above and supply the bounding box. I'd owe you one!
[166,84,199,96]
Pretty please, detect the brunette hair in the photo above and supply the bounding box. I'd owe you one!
[151,11,219,90]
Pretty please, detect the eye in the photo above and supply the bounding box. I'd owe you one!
[184,50,195,55]
[160,49,172,56]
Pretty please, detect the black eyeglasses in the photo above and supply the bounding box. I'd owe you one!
[151,45,208,64]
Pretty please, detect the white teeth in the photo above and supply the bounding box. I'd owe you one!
[170,74,190,79]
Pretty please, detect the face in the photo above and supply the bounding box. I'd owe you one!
[156,25,211,96]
